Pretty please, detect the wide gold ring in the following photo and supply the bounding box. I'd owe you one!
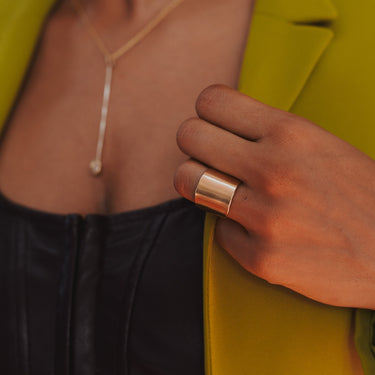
[194,168,241,217]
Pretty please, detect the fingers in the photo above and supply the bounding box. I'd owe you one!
[174,84,296,228]
[174,159,264,227]
[195,84,292,141]
[214,218,255,269]
[214,217,278,285]
[176,117,261,184]
[173,159,206,201]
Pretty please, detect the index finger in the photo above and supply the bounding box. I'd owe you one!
[195,84,290,141]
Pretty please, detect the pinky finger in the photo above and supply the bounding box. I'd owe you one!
[215,218,279,285]
[215,218,255,270]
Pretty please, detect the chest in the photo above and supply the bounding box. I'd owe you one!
[0,0,254,215]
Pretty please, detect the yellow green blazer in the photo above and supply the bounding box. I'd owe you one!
[1,0,375,374]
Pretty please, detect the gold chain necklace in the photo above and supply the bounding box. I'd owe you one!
[70,0,184,176]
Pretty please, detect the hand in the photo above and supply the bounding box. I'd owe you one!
[174,84,375,309]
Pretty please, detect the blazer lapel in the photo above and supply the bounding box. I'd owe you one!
[238,0,336,111]
[0,0,56,130]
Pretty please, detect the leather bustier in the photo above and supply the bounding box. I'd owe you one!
[0,192,205,375]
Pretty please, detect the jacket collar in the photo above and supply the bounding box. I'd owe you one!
[238,0,337,111]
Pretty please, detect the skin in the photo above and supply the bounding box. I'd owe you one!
[0,0,254,214]
[174,84,375,312]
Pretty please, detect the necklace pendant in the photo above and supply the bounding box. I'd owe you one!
[89,159,102,176]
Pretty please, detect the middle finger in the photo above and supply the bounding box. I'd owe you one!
[176,117,261,185]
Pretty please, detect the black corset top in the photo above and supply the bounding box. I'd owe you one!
[0,191,205,375]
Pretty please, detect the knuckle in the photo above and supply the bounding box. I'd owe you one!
[259,159,295,199]
[279,127,303,146]
[255,210,282,244]
[263,171,289,199]
[195,84,226,115]
[273,116,310,147]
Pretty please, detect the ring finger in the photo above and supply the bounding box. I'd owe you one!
[174,158,264,227]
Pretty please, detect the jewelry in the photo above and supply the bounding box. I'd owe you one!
[71,0,184,176]
[194,168,241,217]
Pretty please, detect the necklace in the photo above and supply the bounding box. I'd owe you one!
[70,0,184,176]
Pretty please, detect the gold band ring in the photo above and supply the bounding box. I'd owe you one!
[194,168,241,217]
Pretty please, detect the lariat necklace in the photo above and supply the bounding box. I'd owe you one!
[70,0,184,176]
